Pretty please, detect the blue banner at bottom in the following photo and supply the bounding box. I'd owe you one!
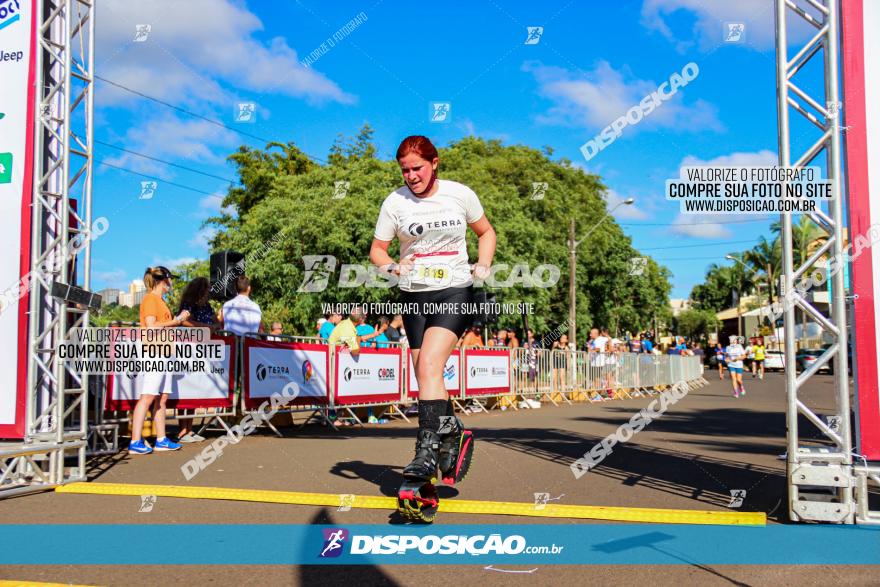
[0,524,878,565]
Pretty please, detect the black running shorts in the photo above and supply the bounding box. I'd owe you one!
[400,286,475,349]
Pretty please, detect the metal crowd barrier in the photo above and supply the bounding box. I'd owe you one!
[105,326,708,440]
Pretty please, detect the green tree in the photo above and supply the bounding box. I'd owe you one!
[745,235,781,302]
[691,248,761,314]
[674,308,720,342]
[90,303,140,327]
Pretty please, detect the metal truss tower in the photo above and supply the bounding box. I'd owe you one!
[776,0,878,524]
[0,0,96,498]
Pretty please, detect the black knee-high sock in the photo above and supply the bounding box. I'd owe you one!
[418,399,447,432]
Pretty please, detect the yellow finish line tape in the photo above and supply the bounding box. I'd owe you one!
[0,583,96,587]
[56,482,766,525]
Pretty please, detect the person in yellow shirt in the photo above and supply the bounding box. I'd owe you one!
[327,309,361,355]
[751,338,766,379]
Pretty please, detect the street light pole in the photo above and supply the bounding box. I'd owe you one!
[569,219,577,346]
[569,198,634,349]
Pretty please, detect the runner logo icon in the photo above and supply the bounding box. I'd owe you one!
[320,528,348,558]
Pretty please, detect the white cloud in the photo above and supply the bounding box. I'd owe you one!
[670,214,733,238]
[525,60,723,134]
[193,193,236,220]
[102,117,239,174]
[604,189,649,220]
[97,0,355,107]
[93,269,129,288]
[153,256,200,269]
[679,149,777,169]
[455,118,510,142]
[188,227,218,250]
[640,0,812,51]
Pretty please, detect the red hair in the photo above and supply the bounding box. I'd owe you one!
[396,135,438,162]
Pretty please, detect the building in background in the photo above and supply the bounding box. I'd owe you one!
[669,299,692,317]
[118,279,146,308]
[97,288,121,306]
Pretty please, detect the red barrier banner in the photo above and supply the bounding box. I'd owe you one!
[243,338,329,409]
[407,349,460,399]
[463,348,511,397]
[334,346,402,406]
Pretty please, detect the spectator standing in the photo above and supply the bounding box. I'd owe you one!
[353,307,380,348]
[319,311,341,340]
[674,336,688,355]
[176,276,216,443]
[507,329,520,348]
[219,276,263,336]
[267,321,284,341]
[179,277,217,329]
[374,316,391,348]
[328,309,361,354]
[551,333,571,392]
[461,325,483,347]
[525,329,538,383]
[692,342,705,370]
[385,315,404,344]
[630,334,642,353]
[129,266,190,455]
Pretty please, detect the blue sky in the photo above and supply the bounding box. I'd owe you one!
[89,0,823,299]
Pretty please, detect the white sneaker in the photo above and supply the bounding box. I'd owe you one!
[526,399,542,409]
[518,401,531,409]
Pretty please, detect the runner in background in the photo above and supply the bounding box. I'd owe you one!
[752,337,766,379]
[725,335,747,398]
[714,342,726,380]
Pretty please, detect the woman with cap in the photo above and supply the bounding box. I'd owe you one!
[370,135,496,486]
[128,266,190,455]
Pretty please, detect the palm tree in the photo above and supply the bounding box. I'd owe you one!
[770,216,828,267]
[745,236,781,302]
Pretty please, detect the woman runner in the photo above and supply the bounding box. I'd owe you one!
[370,135,496,484]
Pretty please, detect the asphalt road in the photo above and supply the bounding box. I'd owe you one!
[1,371,877,585]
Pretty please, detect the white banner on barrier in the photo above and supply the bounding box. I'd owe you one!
[248,346,327,399]
[110,352,231,402]
[465,352,510,391]
[336,351,400,399]
[409,353,459,393]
